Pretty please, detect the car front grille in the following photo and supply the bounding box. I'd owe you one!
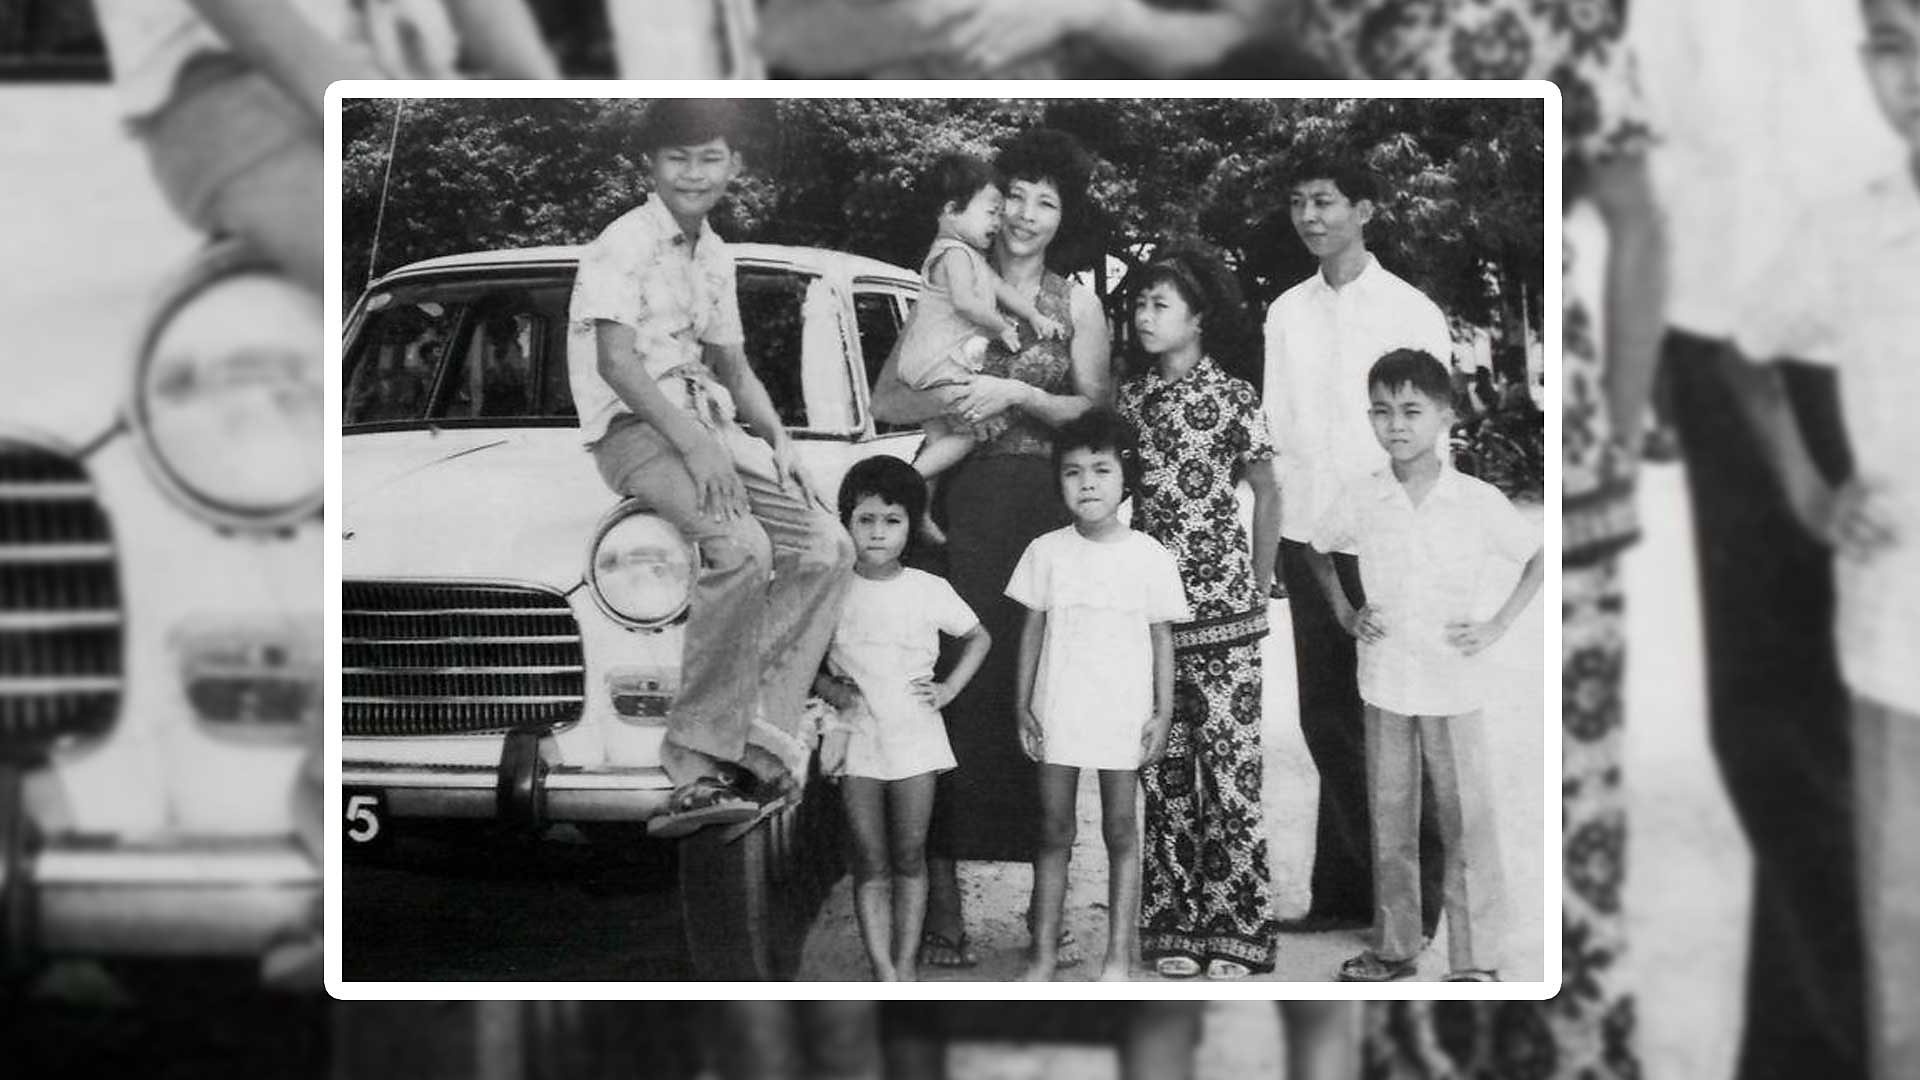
[342,581,585,737]
[0,438,121,748]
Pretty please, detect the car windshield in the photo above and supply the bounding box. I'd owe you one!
[344,264,855,432]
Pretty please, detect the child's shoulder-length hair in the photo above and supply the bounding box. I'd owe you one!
[1121,240,1260,383]
[836,454,929,548]
[1050,408,1145,500]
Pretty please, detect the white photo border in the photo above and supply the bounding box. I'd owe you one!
[323,78,1564,1003]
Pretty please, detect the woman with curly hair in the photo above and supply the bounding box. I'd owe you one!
[870,127,1116,970]
[1115,242,1283,980]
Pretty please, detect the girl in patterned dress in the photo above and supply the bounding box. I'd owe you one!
[1116,244,1284,979]
[1294,0,1666,1074]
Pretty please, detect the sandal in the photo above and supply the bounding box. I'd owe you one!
[1155,955,1202,979]
[919,928,979,969]
[1337,950,1419,983]
[1443,969,1501,983]
[646,776,757,839]
[1053,926,1083,969]
[1205,959,1252,981]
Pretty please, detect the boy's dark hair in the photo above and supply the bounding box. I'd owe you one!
[837,455,928,549]
[920,152,1002,219]
[1051,409,1144,501]
[1368,349,1455,406]
[1125,241,1259,381]
[636,99,744,155]
[1286,152,1380,206]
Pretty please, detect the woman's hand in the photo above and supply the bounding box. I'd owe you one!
[1140,714,1172,765]
[920,0,1112,72]
[939,373,1031,428]
[1444,618,1508,657]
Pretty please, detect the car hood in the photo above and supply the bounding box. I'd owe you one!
[342,427,619,588]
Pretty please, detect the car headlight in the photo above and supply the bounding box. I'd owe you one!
[129,247,322,532]
[587,502,696,630]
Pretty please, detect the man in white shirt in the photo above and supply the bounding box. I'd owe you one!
[1634,0,1895,1071]
[1262,155,1453,931]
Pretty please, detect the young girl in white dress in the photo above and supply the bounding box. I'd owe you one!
[818,456,992,981]
[1006,410,1191,981]
[893,152,1065,542]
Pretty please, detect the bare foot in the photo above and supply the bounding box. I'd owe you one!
[1100,961,1132,982]
[1022,951,1057,982]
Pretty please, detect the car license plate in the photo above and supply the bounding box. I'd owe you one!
[343,787,387,845]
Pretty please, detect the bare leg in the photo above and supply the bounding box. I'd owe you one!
[911,422,978,546]
[920,856,972,966]
[1121,1003,1203,1080]
[841,777,897,980]
[1025,763,1079,981]
[1099,768,1143,981]
[1277,1001,1361,1080]
[887,773,938,981]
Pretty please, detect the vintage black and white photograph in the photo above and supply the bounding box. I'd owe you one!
[4,0,1916,1073]
[331,91,1554,989]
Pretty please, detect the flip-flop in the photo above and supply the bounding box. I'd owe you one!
[647,776,758,839]
[1206,959,1252,981]
[919,928,979,969]
[1155,955,1202,979]
[1337,950,1418,983]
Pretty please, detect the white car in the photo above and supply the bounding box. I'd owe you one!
[340,241,922,978]
[6,203,322,977]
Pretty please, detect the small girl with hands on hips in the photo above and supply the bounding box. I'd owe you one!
[1006,410,1190,981]
[816,456,991,981]
[893,152,1066,543]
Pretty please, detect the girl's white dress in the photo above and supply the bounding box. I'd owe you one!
[1005,526,1191,769]
[828,567,980,781]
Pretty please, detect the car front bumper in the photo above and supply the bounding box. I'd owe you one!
[22,835,316,959]
[342,728,674,830]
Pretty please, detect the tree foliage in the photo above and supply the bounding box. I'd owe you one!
[342,97,1543,337]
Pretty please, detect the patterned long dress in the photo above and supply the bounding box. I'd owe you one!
[1295,0,1653,1075]
[1119,357,1282,973]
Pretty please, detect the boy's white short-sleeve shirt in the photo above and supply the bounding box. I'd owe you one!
[1005,527,1191,769]
[1263,256,1454,550]
[567,196,747,446]
[1736,170,1920,714]
[1313,464,1540,716]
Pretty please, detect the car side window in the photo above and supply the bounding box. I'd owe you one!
[853,288,915,435]
[738,268,811,429]
[344,299,459,424]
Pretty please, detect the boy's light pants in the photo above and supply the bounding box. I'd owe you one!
[1852,696,1920,1079]
[593,413,854,781]
[1366,706,1505,972]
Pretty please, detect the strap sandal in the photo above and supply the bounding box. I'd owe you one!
[1205,959,1252,980]
[1155,955,1202,979]
[918,928,979,969]
[646,776,757,839]
[1337,950,1419,982]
